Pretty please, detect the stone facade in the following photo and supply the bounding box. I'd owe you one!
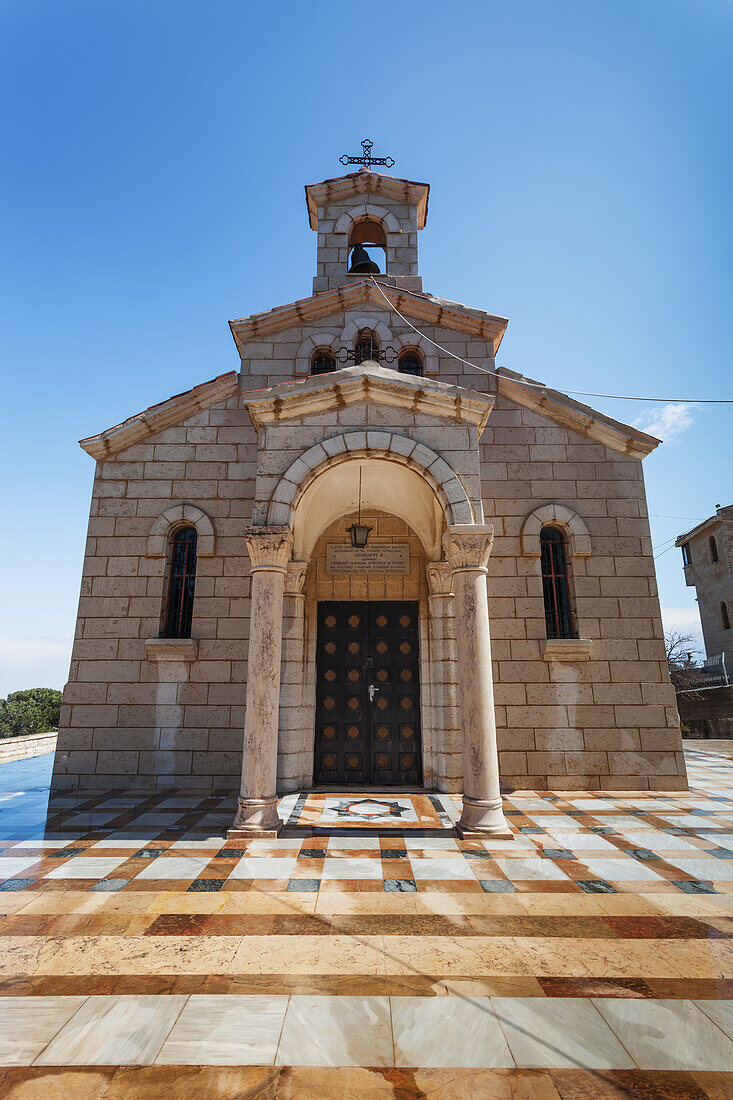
[677,505,733,669]
[52,165,688,812]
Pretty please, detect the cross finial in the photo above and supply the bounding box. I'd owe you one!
[339,138,395,170]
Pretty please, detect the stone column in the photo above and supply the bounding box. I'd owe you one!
[443,524,510,837]
[230,526,293,837]
[277,561,309,792]
[426,562,462,792]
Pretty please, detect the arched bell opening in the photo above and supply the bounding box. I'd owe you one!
[347,217,387,275]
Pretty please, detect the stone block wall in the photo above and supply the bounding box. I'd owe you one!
[52,394,257,792]
[53,300,687,793]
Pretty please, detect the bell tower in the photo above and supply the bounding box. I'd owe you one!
[305,148,429,295]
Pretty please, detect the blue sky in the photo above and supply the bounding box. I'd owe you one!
[1,0,731,696]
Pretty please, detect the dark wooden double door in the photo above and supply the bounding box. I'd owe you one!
[314,601,422,786]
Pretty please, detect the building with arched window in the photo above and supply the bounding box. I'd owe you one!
[677,504,733,672]
[52,157,688,831]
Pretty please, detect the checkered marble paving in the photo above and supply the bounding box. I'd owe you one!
[1,745,733,1096]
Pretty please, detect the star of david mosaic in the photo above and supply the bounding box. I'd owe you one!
[331,797,411,820]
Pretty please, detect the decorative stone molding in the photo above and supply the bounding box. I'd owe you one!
[426,562,453,597]
[339,316,393,347]
[266,432,474,528]
[542,638,593,662]
[147,505,215,558]
[244,526,293,572]
[294,333,339,377]
[285,560,308,595]
[520,504,592,558]
[443,524,495,573]
[145,638,198,661]
[333,205,402,236]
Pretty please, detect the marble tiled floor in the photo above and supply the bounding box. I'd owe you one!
[1,747,733,1096]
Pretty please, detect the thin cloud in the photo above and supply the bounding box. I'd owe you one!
[0,636,73,665]
[633,402,699,441]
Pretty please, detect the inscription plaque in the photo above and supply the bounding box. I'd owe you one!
[327,543,410,574]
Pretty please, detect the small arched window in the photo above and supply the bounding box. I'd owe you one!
[710,536,719,564]
[354,328,379,365]
[540,526,576,639]
[398,348,423,376]
[311,349,336,376]
[163,527,197,638]
[722,602,731,631]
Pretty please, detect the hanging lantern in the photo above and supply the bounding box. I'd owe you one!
[346,467,372,548]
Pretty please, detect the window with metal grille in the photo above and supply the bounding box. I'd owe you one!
[398,349,423,376]
[540,526,576,639]
[311,349,336,375]
[354,328,379,364]
[163,527,197,638]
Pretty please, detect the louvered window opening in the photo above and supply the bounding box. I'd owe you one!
[398,351,423,376]
[540,527,576,639]
[163,527,197,638]
[311,351,336,375]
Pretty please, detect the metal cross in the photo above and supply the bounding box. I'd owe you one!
[339,138,395,170]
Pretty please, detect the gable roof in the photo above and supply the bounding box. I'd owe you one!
[676,505,733,545]
[305,168,430,229]
[240,360,494,432]
[79,371,238,460]
[495,367,660,458]
[229,279,509,352]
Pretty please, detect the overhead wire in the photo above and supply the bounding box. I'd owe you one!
[369,277,733,405]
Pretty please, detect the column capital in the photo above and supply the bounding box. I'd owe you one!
[244,526,293,572]
[285,560,308,595]
[442,524,494,573]
[426,561,453,597]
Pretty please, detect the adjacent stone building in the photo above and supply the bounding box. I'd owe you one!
[52,161,687,834]
[676,505,733,671]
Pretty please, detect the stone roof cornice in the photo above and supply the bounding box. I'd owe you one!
[79,371,239,460]
[495,368,660,459]
[239,361,495,433]
[229,281,508,351]
[304,170,430,229]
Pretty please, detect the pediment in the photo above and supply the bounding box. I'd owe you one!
[239,361,495,432]
[229,280,508,352]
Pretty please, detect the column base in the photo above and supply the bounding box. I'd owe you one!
[456,795,513,839]
[228,794,282,839]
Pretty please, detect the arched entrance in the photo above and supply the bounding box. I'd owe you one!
[231,429,510,840]
[280,449,451,794]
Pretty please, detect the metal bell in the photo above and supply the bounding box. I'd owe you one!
[348,244,381,274]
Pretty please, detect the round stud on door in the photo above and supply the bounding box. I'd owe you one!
[325,615,336,628]
[322,725,336,740]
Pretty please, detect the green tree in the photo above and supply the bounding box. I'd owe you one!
[0,688,62,738]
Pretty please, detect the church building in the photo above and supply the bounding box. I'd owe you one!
[52,146,688,836]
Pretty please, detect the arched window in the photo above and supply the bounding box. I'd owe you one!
[710,536,719,564]
[354,328,379,365]
[311,349,336,375]
[722,602,731,631]
[398,348,423,376]
[540,526,576,639]
[347,218,386,274]
[163,527,197,638]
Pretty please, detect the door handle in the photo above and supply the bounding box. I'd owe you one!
[368,684,379,702]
